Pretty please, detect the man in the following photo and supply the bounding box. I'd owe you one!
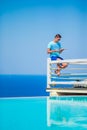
[47,34,68,76]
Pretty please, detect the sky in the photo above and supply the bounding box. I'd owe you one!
[0,0,87,75]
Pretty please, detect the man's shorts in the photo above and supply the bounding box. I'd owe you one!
[51,56,63,60]
[51,56,63,66]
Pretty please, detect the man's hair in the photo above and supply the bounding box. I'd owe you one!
[55,34,62,38]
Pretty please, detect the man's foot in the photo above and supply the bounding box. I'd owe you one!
[55,69,60,76]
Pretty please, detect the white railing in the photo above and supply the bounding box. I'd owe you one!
[47,58,87,88]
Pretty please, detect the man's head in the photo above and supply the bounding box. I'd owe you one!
[54,34,62,42]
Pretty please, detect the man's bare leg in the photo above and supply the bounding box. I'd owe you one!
[55,59,61,76]
[55,66,61,76]
[55,59,68,76]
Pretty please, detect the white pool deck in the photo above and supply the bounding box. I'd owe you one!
[46,88,87,96]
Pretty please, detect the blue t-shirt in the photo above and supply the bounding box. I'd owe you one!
[47,41,61,57]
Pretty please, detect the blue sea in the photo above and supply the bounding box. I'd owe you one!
[0,75,48,97]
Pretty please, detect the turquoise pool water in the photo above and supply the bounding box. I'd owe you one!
[0,96,87,130]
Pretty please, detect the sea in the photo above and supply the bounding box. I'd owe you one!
[0,75,48,97]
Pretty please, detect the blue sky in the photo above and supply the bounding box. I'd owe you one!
[0,0,87,75]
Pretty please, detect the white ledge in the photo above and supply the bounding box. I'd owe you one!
[48,58,87,64]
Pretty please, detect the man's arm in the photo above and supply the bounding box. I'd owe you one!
[58,42,65,53]
[47,48,59,54]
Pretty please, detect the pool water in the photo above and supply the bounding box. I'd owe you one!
[0,96,87,130]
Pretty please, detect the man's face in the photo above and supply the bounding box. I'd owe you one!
[55,37,61,42]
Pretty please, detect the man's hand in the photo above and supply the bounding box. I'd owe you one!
[47,49,59,53]
[53,49,65,53]
[47,48,65,54]
[59,48,65,53]
[53,50,60,52]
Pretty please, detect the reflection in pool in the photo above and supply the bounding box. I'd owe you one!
[47,96,87,129]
